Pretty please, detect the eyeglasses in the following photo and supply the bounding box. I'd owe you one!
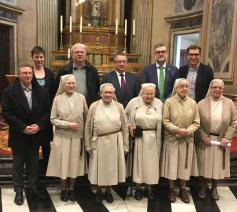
[155,51,167,54]
[188,53,200,57]
[211,86,223,90]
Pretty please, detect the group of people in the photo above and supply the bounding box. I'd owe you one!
[1,42,237,206]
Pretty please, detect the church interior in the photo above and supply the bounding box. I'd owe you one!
[0,0,237,211]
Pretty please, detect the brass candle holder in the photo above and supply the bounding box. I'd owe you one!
[131,35,136,53]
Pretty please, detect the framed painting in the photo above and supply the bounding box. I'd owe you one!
[205,0,237,81]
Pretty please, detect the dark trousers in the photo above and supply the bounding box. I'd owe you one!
[11,142,39,192]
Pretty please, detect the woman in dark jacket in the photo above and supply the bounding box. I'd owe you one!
[31,46,55,173]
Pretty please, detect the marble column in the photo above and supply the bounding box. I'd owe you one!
[132,0,153,67]
[37,0,58,67]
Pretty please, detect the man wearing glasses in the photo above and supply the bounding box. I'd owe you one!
[177,44,214,102]
[141,43,178,102]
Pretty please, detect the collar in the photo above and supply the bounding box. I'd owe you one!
[156,62,166,69]
[188,63,200,71]
[116,70,126,77]
[73,62,86,70]
[20,82,32,91]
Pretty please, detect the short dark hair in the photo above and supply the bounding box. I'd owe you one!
[153,43,167,51]
[113,52,127,62]
[187,44,201,54]
[31,46,45,57]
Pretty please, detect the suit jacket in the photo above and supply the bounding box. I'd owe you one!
[177,63,214,102]
[55,60,100,106]
[141,63,178,100]
[1,78,51,148]
[102,71,140,108]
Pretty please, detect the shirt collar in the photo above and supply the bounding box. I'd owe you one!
[156,62,166,69]
[20,82,32,91]
[116,70,126,76]
[73,62,86,70]
[188,63,200,71]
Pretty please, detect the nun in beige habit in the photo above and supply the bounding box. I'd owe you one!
[85,83,129,203]
[46,74,88,202]
[125,83,163,200]
[197,79,237,200]
[161,78,200,203]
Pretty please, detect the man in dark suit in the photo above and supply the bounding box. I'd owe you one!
[141,43,178,102]
[102,53,140,108]
[177,44,214,102]
[2,65,50,205]
[55,43,100,106]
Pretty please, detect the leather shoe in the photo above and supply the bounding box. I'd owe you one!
[179,188,190,203]
[168,188,176,203]
[134,189,143,201]
[211,187,219,200]
[198,186,207,199]
[61,190,69,202]
[14,191,24,205]
[105,191,114,203]
[68,190,76,201]
[30,188,46,200]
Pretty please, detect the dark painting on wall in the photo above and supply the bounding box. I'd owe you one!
[174,0,203,14]
[205,0,237,81]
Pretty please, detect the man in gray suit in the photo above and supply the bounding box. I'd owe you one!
[141,43,178,102]
[102,53,140,108]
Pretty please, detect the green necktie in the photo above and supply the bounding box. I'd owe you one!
[159,66,164,101]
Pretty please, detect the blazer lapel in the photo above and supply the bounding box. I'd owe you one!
[14,83,32,114]
[151,64,158,84]
[111,71,122,96]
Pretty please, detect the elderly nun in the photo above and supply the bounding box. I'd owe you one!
[85,83,129,203]
[197,79,237,200]
[46,74,88,202]
[125,83,163,200]
[161,78,200,203]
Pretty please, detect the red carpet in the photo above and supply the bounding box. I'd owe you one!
[230,137,237,153]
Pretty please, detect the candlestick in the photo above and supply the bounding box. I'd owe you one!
[60,15,63,33]
[124,19,127,36]
[115,18,118,35]
[69,16,72,33]
[132,19,135,36]
[80,16,83,33]
[67,48,70,59]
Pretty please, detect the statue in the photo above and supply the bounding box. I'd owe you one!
[91,0,101,18]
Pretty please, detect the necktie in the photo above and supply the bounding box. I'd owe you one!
[120,73,126,95]
[159,67,164,101]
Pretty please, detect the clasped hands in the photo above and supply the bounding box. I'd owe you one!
[68,122,80,131]
[23,124,40,134]
[175,128,189,138]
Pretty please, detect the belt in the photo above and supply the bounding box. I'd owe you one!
[142,128,156,131]
[97,130,121,137]
[209,132,220,136]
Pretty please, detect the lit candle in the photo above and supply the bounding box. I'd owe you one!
[115,18,118,35]
[69,16,72,33]
[80,16,83,33]
[60,15,63,33]
[132,19,135,36]
[124,19,127,36]
[67,48,70,59]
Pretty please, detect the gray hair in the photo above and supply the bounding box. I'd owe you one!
[71,43,87,54]
[100,83,115,93]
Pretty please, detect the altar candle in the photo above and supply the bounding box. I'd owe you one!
[80,16,83,33]
[132,19,135,36]
[67,48,70,59]
[69,16,72,33]
[124,19,127,36]
[115,18,118,35]
[60,15,63,33]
